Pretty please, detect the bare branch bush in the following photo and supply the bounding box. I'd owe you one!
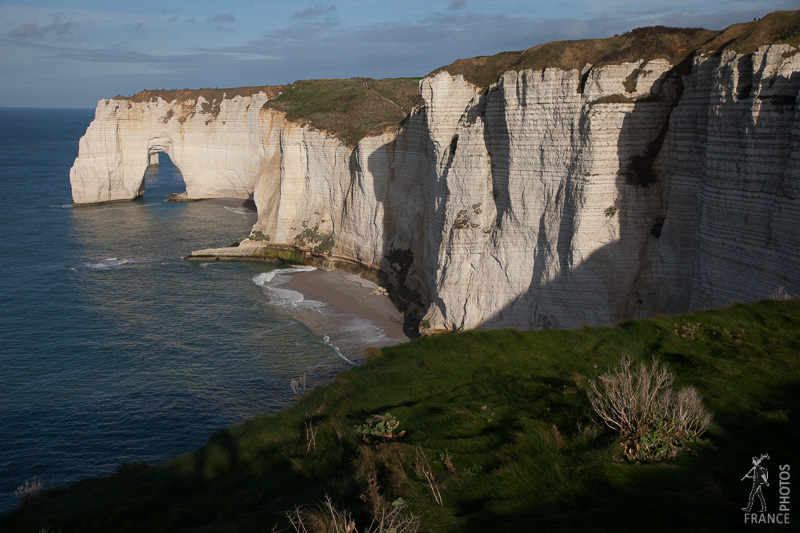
[665,386,712,436]
[442,449,456,474]
[287,492,419,533]
[333,421,347,443]
[770,286,794,300]
[358,471,420,533]
[304,422,318,455]
[587,356,712,462]
[15,476,48,505]
[414,447,443,506]
[364,500,420,533]
[587,355,673,435]
[286,494,356,533]
[290,373,308,395]
[358,473,385,518]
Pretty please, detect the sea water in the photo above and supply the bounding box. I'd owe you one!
[0,108,353,513]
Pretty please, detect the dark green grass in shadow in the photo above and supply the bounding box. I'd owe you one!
[3,299,798,532]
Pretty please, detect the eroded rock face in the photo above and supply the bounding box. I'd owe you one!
[69,92,272,204]
[71,45,800,331]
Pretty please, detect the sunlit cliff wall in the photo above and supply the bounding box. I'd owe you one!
[70,45,800,331]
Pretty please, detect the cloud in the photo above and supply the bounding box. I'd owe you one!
[561,21,590,39]
[211,13,236,23]
[208,12,578,82]
[293,3,336,20]
[10,21,76,39]
[6,0,798,108]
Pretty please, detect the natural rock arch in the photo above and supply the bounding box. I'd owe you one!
[139,136,186,198]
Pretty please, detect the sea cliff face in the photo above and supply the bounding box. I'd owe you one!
[70,44,800,332]
[69,90,278,204]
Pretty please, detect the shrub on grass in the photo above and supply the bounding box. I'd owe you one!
[14,476,47,505]
[771,286,794,300]
[587,356,712,462]
[354,414,405,442]
[286,494,356,533]
[286,493,419,533]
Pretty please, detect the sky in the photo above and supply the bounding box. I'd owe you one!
[1,0,797,108]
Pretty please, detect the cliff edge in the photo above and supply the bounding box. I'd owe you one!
[70,11,800,332]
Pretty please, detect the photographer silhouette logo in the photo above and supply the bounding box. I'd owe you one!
[741,453,791,525]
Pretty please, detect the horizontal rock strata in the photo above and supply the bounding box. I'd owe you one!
[71,45,800,332]
[70,90,278,204]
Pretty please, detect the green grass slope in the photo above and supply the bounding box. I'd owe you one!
[3,298,798,532]
[262,77,422,147]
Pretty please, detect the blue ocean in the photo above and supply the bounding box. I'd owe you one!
[0,108,351,513]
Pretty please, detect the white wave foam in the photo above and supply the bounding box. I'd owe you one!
[252,266,316,287]
[84,258,136,270]
[252,267,320,308]
[270,287,307,307]
[223,206,257,216]
[252,271,278,286]
[286,266,317,274]
[322,335,355,365]
[251,266,395,364]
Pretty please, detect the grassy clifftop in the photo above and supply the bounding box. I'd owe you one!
[433,9,800,88]
[262,77,422,147]
[110,11,800,146]
[263,10,800,143]
[114,78,421,149]
[3,298,798,531]
[115,85,287,104]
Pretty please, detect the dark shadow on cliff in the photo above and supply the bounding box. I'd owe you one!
[482,58,695,330]
[688,69,800,308]
[364,107,439,328]
[481,86,513,231]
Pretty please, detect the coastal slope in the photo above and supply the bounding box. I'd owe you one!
[70,12,800,332]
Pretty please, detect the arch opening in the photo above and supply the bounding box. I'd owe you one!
[141,150,187,200]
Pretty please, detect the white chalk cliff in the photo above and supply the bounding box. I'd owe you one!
[70,43,800,332]
[70,90,276,204]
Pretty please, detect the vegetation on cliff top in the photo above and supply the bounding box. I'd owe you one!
[111,11,799,146]
[2,298,798,532]
[115,85,286,104]
[262,77,422,147]
[433,10,800,88]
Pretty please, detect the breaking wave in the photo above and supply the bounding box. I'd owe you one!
[251,267,396,364]
[223,206,257,216]
[82,257,137,270]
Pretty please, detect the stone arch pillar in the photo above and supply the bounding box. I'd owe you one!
[148,136,173,162]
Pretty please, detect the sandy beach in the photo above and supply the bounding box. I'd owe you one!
[287,269,418,344]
